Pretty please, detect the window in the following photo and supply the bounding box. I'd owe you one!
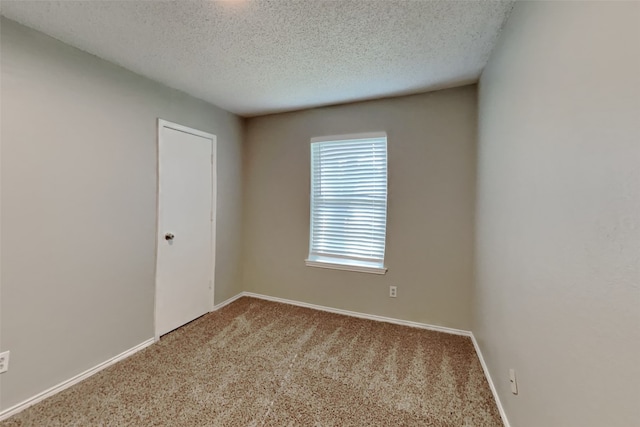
[306,132,388,274]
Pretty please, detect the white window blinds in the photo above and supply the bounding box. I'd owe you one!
[308,133,388,272]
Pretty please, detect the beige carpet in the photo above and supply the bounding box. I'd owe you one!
[2,297,502,426]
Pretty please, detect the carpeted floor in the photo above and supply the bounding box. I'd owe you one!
[1,297,502,426]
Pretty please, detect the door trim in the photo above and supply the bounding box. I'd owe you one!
[154,119,217,341]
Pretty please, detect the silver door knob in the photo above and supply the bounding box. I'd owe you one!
[165,233,175,241]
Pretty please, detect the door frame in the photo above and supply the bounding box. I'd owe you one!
[154,118,217,341]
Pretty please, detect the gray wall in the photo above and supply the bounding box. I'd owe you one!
[0,18,243,410]
[475,2,640,426]
[242,87,477,330]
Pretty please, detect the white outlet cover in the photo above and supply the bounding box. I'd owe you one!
[0,351,10,374]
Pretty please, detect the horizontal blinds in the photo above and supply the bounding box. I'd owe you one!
[310,136,387,264]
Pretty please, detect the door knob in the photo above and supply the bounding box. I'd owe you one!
[165,233,175,241]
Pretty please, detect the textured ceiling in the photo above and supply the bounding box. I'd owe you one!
[1,0,513,117]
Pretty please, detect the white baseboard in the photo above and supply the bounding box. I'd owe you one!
[212,292,244,311]
[241,291,472,337]
[0,338,155,422]
[470,333,511,427]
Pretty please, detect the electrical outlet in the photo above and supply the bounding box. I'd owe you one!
[0,351,10,374]
[389,286,397,298]
[509,368,518,395]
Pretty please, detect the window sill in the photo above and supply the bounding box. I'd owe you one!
[305,259,387,275]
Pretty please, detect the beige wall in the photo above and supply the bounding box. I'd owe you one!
[0,18,243,410]
[475,2,640,426]
[242,87,477,330]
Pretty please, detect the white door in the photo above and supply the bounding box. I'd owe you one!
[156,119,216,338]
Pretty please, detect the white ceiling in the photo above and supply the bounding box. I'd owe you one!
[1,0,513,117]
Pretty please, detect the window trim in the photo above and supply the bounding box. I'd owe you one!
[310,131,388,145]
[305,258,388,274]
[306,131,388,275]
